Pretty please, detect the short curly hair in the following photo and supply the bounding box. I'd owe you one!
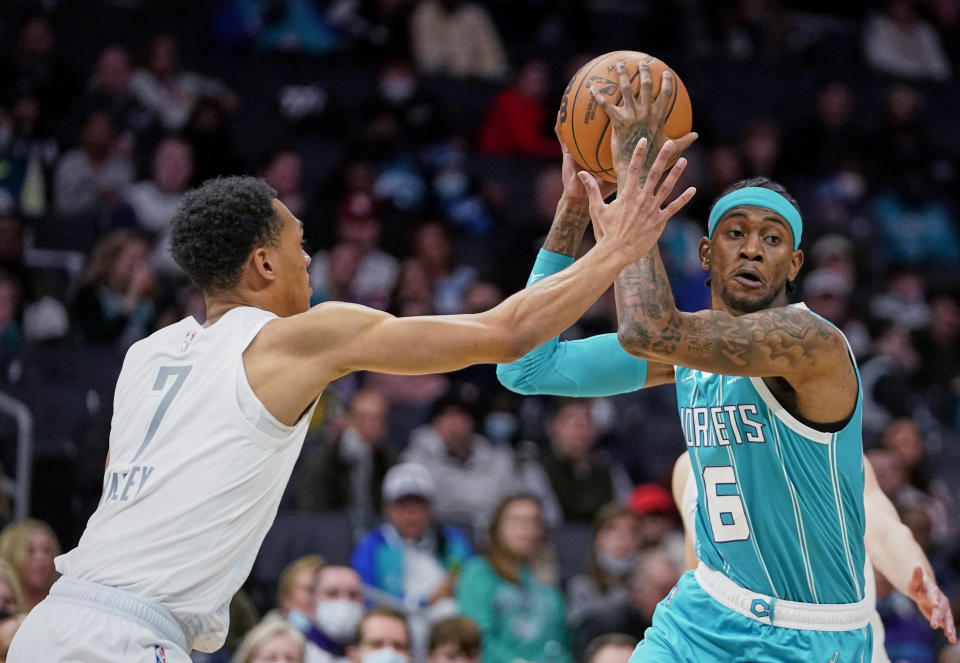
[171,176,281,293]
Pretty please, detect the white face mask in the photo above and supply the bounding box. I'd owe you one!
[361,648,410,663]
[315,599,364,643]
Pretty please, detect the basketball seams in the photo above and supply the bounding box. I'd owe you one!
[568,54,606,175]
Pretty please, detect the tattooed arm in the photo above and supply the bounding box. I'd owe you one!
[614,246,856,421]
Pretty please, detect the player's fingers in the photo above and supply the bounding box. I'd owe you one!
[616,59,637,114]
[623,137,648,196]
[946,611,958,643]
[655,157,688,203]
[642,139,676,195]
[638,60,653,109]
[674,131,699,154]
[587,83,618,122]
[577,171,606,219]
[662,186,697,219]
[654,70,675,116]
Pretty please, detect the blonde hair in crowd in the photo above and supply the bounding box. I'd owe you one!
[232,616,305,663]
[0,519,60,577]
[276,554,324,609]
[0,560,24,615]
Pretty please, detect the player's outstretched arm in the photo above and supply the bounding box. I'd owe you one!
[863,457,957,643]
[496,131,674,397]
[250,138,695,424]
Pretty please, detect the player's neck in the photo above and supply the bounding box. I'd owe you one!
[710,290,789,317]
[203,289,275,327]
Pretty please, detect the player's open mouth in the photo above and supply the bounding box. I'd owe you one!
[733,271,763,287]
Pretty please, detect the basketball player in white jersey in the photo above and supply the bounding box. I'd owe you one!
[671,452,957,661]
[8,137,695,661]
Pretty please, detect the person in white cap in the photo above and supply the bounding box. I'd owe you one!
[351,463,473,612]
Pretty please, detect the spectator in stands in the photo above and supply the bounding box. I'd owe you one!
[1,14,80,123]
[591,548,680,644]
[566,505,641,656]
[409,221,475,315]
[352,463,472,614]
[114,135,194,274]
[860,321,923,440]
[310,193,398,311]
[52,109,134,226]
[784,81,865,176]
[261,148,307,220]
[477,60,559,159]
[864,0,952,81]
[738,120,782,180]
[233,616,306,663]
[346,607,412,663]
[914,291,960,423]
[68,45,157,150]
[626,484,681,552]
[130,34,237,131]
[301,390,395,532]
[880,419,953,544]
[521,399,632,528]
[410,0,507,80]
[426,616,481,663]
[71,230,156,347]
[0,561,24,618]
[870,166,960,269]
[0,519,59,612]
[872,268,930,331]
[457,494,571,663]
[403,391,520,535]
[115,135,194,238]
[312,564,365,663]
[583,634,637,663]
[273,555,327,661]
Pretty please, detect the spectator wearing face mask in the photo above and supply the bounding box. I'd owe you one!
[565,505,642,657]
[272,555,325,660]
[346,608,411,663]
[311,565,365,663]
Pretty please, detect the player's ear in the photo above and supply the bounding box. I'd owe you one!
[788,249,804,282]
[698,237,711,270]
[250,246,277,282]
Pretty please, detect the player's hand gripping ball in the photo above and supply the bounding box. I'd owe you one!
[557,50,692,182]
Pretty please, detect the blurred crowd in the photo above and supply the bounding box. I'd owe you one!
[0,0,958,661]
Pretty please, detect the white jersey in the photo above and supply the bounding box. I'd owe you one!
[57,306,318,652]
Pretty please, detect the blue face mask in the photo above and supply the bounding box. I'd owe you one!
[361,648,410,663]
[286,609,314,633]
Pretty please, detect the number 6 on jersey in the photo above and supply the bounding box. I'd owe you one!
[703,465,750,542]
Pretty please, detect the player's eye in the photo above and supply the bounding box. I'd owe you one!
[766,235,781,245]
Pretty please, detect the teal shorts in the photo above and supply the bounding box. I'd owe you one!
[630,571,873,663]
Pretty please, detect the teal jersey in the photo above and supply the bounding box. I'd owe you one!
[675,305,866,605]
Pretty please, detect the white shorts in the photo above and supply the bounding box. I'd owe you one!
[8,578,191,663]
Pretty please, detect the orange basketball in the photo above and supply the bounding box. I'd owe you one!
[557,50,692,182]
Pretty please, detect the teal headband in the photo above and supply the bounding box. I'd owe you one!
[708,187,802,250]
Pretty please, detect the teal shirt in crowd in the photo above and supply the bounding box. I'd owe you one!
[457,557,572,663]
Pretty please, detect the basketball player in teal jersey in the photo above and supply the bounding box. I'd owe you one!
[498,60,955,661]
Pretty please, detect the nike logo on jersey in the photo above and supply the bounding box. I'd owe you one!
[529,273,546,284]
[680,404,766,447]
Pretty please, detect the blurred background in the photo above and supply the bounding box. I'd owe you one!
[0,0,958,661]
